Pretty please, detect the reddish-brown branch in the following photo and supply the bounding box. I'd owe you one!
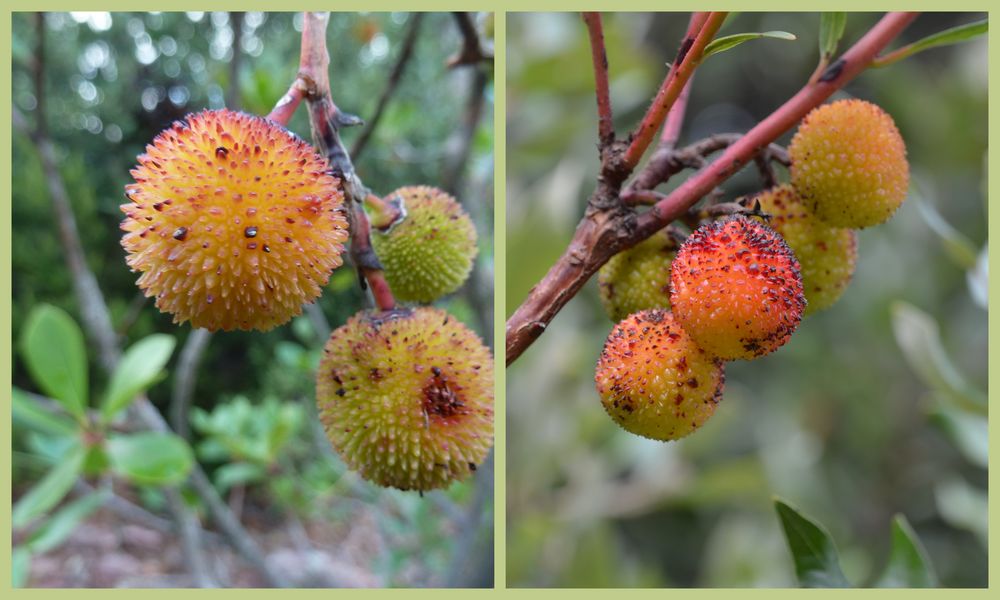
[506,12,919,365]
[582,12,614,147]
[622,12,727,170]
[295,12,397,312]
[659,12,709,149]
[266,83,305,126]
[448,12,493,68]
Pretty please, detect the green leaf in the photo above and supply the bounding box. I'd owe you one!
[26,491,107,555]
[107,432,194,486]
[966,244,987,309]
[929,403,987,468]
[915,195,978,269]
[100,334,176,422]
[12,387,78,436]
[703,31,797,59]
[874,19,988,67]
[12,444,85,529]
[819,13,847,59]
[890,302,987,413]
[20,304,88,420]
[874,515,938,588]
[12,547,31,588]
[935,478,987,547]
[214,462,267,493]
[774,498,851,588]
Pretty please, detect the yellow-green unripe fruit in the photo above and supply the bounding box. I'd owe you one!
[316,307,494,491]
[595,309,725,441]
[598,229,678,322]
[789,99,909,228]
[370,186,477,303]
[756,185,858,315]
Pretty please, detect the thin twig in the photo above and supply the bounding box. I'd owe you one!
[166,488,218,587]
[622,12,727,170]
[506,12,919,365]
[448,12,492,68]
[170,328,213,439]
[658,12,709,150]
[350,13,424,161]
[582,13,614,147]
[442,66,489,196]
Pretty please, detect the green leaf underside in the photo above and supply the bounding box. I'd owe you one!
[107,432,194,486]
[703,31,797,59]
[101,334,176,422]
[820,13,847,59]
[775,499,851,588]
[874,515,938,588]
[12,445,85,529]
[20,304,89,420]
[12,387,78,436]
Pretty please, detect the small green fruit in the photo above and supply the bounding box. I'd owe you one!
[598,229,678,322]
[370,186,477,303]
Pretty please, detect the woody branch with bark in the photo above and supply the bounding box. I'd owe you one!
[505,11,921,365]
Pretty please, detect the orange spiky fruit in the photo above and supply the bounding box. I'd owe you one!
[755,185,858,315]
[316,307,494,491]
[595,309,725,441]
[670,216,805,360]
[121,109,349,331]
[789,99,909,228]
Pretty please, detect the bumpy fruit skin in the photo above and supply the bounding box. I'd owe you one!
[595,309,724,441]
[370,186,477,303]
[756,185,858,315]
[121,109,348,331]
[789,99,909,228]
[316,307,494,491]
[670,216,805,360]
[598,229,677,322]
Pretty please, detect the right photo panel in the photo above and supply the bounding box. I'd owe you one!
[506,12,987,588]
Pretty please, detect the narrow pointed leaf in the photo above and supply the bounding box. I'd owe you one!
[20,305,88,420]
[775,499,851,588]
[819,13,847,58]
[26,491,107,555]
[12,548,31,588]
[100,334,176,422]
[875,19,988,67]
[874,515,938,588]
[703,31,797,59]
[12,387,77,436]
[12,445,85,529]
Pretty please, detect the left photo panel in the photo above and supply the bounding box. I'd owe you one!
[11,11,494,588]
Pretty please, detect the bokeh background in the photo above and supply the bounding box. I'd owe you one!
[507,12,987,587]
[12,11,494,587]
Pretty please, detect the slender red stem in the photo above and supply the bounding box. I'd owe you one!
[266,83,305,125]
[582,12,614,146]
[622,12,726,170]
[658,13,708,149]
[505,11,918,365]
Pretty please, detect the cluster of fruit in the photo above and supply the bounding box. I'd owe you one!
[595,99,909,441]
[121,109,493,491]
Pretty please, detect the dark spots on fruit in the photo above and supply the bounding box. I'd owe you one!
[369,368,383,382]
[263,244,270,253]
[245,226,258,238]
[153,202,164,211]
[173,227,188,241]
[335,388,345,397]
[469,462,477,471]
[247,242,257,250]
[687,378,699,388]
[215,146,228,159]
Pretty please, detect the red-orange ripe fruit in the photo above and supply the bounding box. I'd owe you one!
[121,109,349,331]
[670,216,805,360]
[595,309,725,441]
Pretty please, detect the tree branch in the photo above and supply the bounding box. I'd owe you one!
[350,13,424,161]
[506,12,919,365]
[582,12,614,147]
[448,12,492,68]
[170,328,213,439]
[658,12,709,150]
[622,12,727,170]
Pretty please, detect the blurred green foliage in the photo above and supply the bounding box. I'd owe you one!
[507,12,986,588]
[12,11,494,587]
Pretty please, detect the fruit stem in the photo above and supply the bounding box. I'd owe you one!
[363,192,406,231]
